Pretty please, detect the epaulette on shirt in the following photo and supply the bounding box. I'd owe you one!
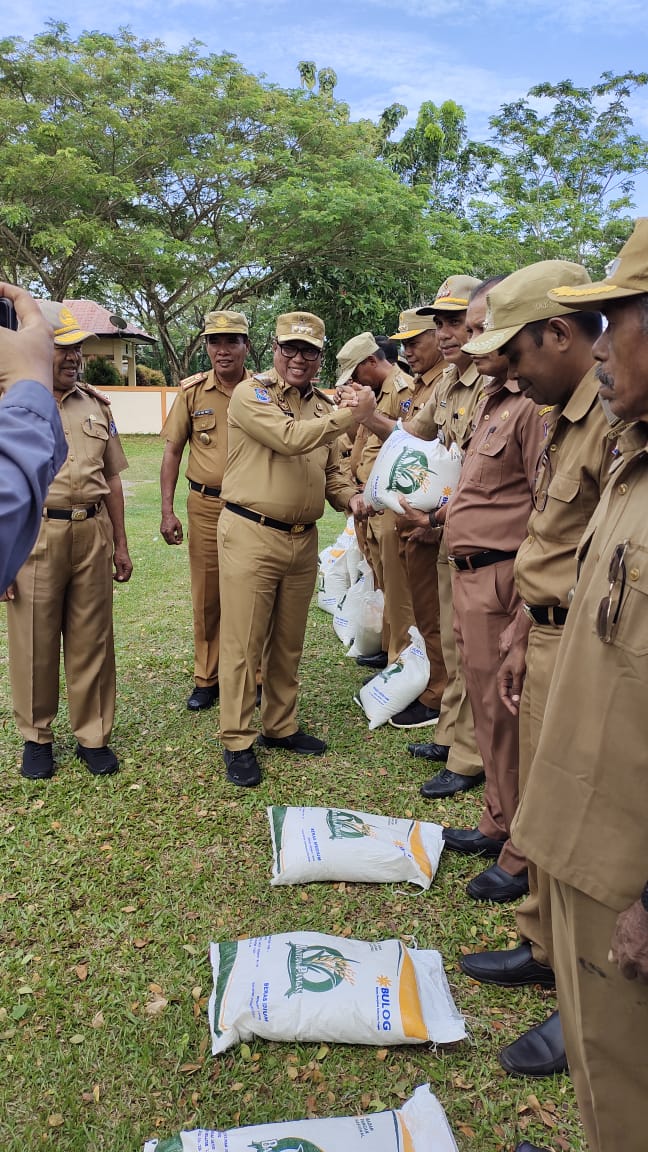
[253,373,276,387]
[393,371,410,393]
[181,371,209,392]
[78,381,111,405]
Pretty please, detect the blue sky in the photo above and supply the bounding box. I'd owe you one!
[9,0,648,210]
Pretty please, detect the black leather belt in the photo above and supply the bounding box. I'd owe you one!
[189,480,222,497]
[448,549,517,572]
[43,503,101,521]
[225,502,314,535]
[524,604,569,627]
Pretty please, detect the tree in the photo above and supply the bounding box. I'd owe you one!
[0,27,431,382]
[483,73,648,272]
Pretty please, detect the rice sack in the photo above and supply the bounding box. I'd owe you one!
[365,427,462,515]
[208,931,465,1054]
[268,805,444,889]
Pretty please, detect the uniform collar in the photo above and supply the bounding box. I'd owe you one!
[559,365,601,425]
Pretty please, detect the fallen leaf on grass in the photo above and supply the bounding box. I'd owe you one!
[375,1049,388,1061]
[74,964,88,981]
[133,939,150,950]
[144,994,168,1017]
[458,1125,476,1138]
[47,1114,64,1127]
[69,1034,85,1045]
[91,1012,104,1029]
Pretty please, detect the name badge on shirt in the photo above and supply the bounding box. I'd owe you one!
[192,408,214,418]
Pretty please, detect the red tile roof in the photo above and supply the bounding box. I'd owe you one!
[63,299,156,343]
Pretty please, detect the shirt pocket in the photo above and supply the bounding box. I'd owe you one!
[81,417,109,464]
[475,433,507,487]
[604,542,648,658]
[192,413,216,433]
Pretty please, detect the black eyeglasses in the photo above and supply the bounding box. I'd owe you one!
[277,341,321,362]
[597,539,630,644]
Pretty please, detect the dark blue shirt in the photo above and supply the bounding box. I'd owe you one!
[0,379,67,593]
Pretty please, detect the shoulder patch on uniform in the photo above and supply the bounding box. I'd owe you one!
[79,381,111,405]
[181,371,209,391]
[400,398,412,414]
[109,418,118,437]
[254,386,272,404]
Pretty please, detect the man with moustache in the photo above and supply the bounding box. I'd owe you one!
[459,261,615,1081]
[438,278,546,903]
[510,220,648,1152]
[4,302,132,779]
[217,312,376,788]
[160,310,251,712]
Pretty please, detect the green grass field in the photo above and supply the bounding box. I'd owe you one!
[0,435,583,1151]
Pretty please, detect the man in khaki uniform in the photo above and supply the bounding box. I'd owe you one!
[160,310,250,711]
[4,302,132,779]
[335,331,415,664]
[511,220,648,1152]
[459,261,616,1079]
[399,278,487,791]
[218,312,376,787]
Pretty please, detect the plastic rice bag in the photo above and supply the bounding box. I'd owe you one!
[208,931,465,1054]
[359,627,429,730]
[365,426,462,514]
[268,805,444,889]
[142,1082,458,1152]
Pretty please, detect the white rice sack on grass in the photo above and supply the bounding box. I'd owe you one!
[359,627,429,730]
[366,426,462,514]
[208,931,465,1054]
[346,533,364,584]
[317,547,350,613]
[268,805,444,888]
[347,586,384,657]
[143,1083,459,1152]
[333,561,373,646]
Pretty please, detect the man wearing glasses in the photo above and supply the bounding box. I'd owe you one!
[160,311,251,712]
[510,220,648,1152]
[217,312,376,787]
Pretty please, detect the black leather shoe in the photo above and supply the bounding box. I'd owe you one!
[224,747,261,787]
[420,768,486,798]
[389,700,439,728]
[76,744,119,776]
[408,741,450,761]
[356,650,388,669]
[442,827,503,857]
[258,730,327,756]
[187,685,219,711]
[515,1144,551,1151]
[460,942,555,987]
[21,741,55,780]
[467,863,529,903]
[500,1011,567,1078]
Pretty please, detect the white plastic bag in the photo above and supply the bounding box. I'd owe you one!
[359,627,429,730]
[317,547,350,613]
[347,586,384,657]
[333,561,373,646]
[268,805,444,889]
[143,1083,459,1152]
[365,426,462,514]
[208,931,465,1054]
[346,533,364,584]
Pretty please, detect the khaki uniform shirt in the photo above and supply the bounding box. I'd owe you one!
[161,369,251,488]
[408,358,446,422]
[513,422,648,911]
[353,365,414,484]
[409,362,485,449]
[514,368,620,608]
[48,383,128,508]
[445,381,546,556]
[221,375,358,523]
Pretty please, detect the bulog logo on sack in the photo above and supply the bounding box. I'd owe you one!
[387,447,435,495]
[326,809,376,840]
[285,943,358,997]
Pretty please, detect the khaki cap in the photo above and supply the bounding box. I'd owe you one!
[390,306,438,341]
[38,301,94,346]
[202,309,249,336]
[335,332,380,385]
[431,275,482,312]
[548,219,648,308]
[275,311,325,349]
[462,261,591,356]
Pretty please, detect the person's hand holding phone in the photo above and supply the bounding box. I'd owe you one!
[0,283,55,394]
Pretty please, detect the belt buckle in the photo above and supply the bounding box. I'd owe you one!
[291,523,306,535]
[522,603,535,622]
[447,556,458,571]
[71,508,88,521]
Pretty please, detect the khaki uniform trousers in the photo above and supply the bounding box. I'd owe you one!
[187,488,222,688]
[400,533,447,709]
[434,543,482,775]
[7,508,115,747]
[452,559,526,876]
[550,876,648,1152]
[364,511,414,663]
[513,624,563,967]
[217,509,319,750]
